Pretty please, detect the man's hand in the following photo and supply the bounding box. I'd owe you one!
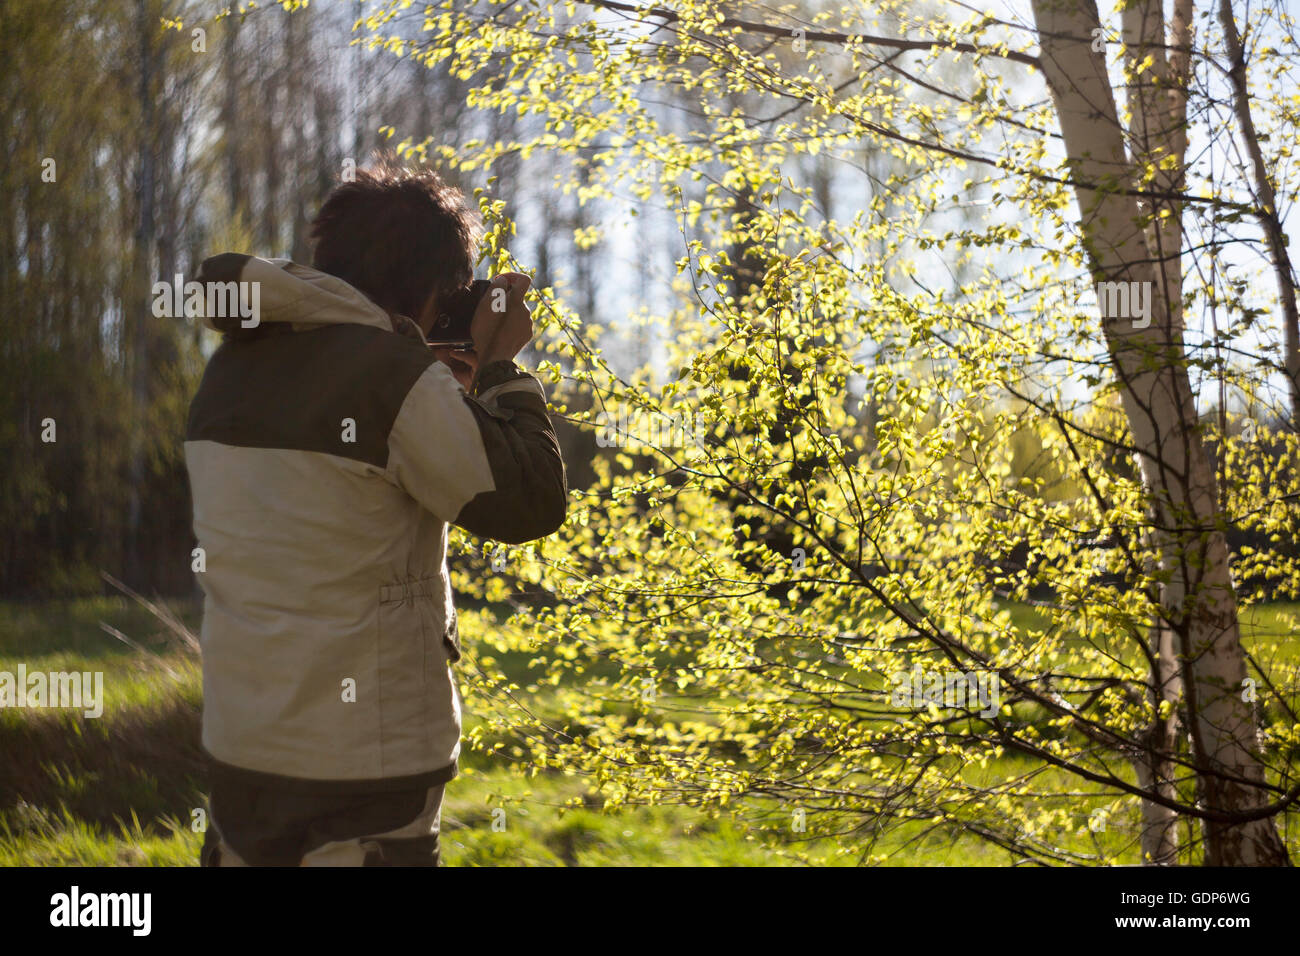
[429,346,478,390]
[471,272,533,372]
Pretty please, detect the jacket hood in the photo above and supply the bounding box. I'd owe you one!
[192,253,425,342]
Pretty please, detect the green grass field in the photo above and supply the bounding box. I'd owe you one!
[2,596,1296,865]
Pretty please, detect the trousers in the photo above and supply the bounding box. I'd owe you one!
[200,782,447,867]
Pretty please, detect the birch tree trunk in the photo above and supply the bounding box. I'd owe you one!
[1121,0,1189,868]
[1031,0,1289,866]
[1217,0,1300,426]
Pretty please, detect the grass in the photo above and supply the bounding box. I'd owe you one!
[0,595,857,867]
[2,595,1296,865]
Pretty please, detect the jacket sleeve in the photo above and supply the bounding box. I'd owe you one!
[386,359,568,544]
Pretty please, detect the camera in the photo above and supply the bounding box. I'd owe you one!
[425,278,492,348]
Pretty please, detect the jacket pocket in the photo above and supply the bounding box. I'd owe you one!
[376,585,436,768]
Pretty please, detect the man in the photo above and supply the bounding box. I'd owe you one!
[186,159,567,866]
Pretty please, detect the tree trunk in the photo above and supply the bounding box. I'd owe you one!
[1122,0,1189,868]
[221,10,246,224]
[126,0,157,588]
[1031,0,1289,865]
[1217,0,1300,426]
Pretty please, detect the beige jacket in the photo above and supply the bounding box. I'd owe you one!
[184,254,566,788]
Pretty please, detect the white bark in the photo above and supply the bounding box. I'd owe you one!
[1122,0,1187,868]
[1031,0,1288,865]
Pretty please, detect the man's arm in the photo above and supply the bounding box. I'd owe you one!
[384,358,567,544]
[389,270,565,543]
[453,359,567,543]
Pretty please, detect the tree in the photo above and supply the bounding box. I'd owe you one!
[354,0,1300,864]
[0,0,203,596]
[1032,0,1288,867]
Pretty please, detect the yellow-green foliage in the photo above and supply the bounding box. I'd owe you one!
[357,0,1300,864]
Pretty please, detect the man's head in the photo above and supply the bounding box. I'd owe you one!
[309,156,483,333]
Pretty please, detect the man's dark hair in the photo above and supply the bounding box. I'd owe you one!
[309,155,483,319]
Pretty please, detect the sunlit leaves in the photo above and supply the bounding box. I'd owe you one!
[346,0,1300,864]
